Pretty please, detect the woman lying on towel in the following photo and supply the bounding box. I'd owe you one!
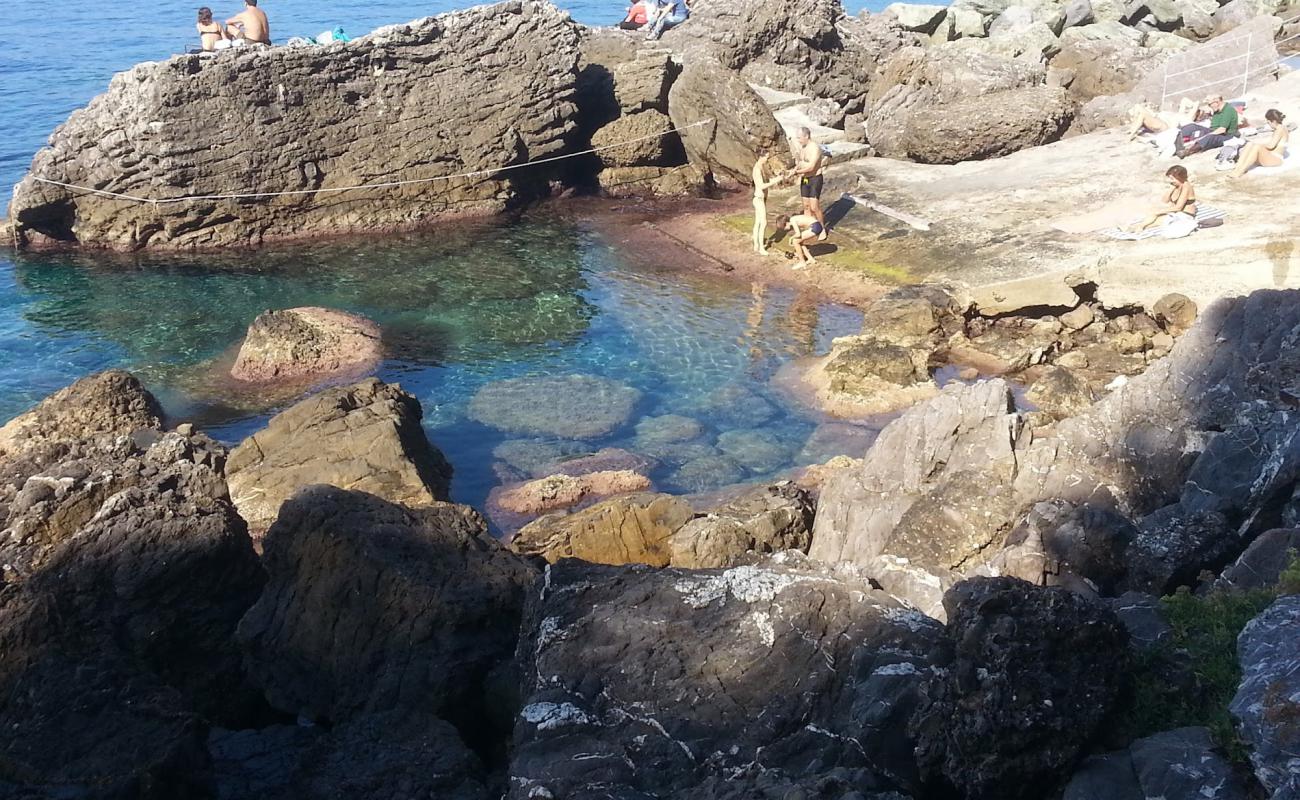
[1230,109,1290,178]
[1126,165,1197,234]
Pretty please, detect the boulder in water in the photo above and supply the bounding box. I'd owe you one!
[492,469,652,516]
[229,307,383,385]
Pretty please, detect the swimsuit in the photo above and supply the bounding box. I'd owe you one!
[809,221,824,235]
[799,174,823,199]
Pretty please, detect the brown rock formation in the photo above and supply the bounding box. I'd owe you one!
[9,0,581,250]
[230,306,383,384]
[510,492,694,566]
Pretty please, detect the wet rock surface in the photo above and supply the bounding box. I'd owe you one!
[507,554,943,799]
[10,0,583,249]
[226,379,452,534]
[229,307,384,385]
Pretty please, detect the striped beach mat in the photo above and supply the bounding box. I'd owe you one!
[1099,206,1227,241]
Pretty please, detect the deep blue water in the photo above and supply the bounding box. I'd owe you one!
[0,0,889,522]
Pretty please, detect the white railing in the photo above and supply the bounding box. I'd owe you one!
[1158,11,1300,110]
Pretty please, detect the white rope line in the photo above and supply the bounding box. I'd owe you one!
[1163,27,1300,80]
[33,117,715,205]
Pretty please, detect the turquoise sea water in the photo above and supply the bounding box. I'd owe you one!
[0,0,887,521]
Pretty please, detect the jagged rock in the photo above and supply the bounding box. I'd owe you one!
[237,487,536,731]
[862,284,965,346]
[812,379,1023,569]
[0,369,161,461]
[597,163,709,196]
[468,374,641,439]
[209,711,490,800]
[669,482,814,567]
[866,44,1052,161]
[949,321,1064,373]
[10,1,582,250]
[493,470,652,515]
[1065,0,1096,27]
[1063,727,1249,800]
[911,578,1129,800]
[994,500,1137,591]
[865,555,959,621]
[884,3,950,33]
[950,4,992,36]
[1232,596,1300,800]
[822,336,934,389]
[1052,37,1156,101]
[1107,591,1172,648]
[1216,528,1300,591]
[507,554,944,799]
[592,109,680,168]
[225,379,451,534]
[229,307,383,385]
[667,57,784,186]
[985,20,1062,60]
[1059,18,1147,44]
[902,84,1072,164]
[510,492,694,566]
[1027,366,1097,419]
[1214,0,1283,33]
[1152,291,1197,332]
[1144,29,1194,48]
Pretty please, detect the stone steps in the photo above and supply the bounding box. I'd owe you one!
[751,82,869,160]
[772,106,849,145]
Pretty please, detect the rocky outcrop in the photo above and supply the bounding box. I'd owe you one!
[1063,727,1250,800]
[1215,528,1300,591]
[229,307,383,385]
[468,374,641,439]
[491,469,652,515]
[237,486,537,737]
[210,711,491,800]
[508,554,944,799]
[1231,595,1300,800]
[817,290,1300,596]
[668,58,786,185]
[225,379,451,534]
[0,369,161,460]
[9,0,581,249]
[669,481,814,567]
[510,492,693,566]
[901,83,1072,163]
[911,578,1129,799]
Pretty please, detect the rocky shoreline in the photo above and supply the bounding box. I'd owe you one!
[1,289,1298,798]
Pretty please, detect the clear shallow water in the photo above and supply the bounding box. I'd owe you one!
[1,218,867,519]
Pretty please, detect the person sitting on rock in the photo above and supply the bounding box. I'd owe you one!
[1126,165,1197,234]
[645,0,688,40]
[773,213,823,269]
[1175,95,1238,158]
[225,0,271,45]
[196,7,230,51]
[1230,109,1289,178]
[619,0,651,29]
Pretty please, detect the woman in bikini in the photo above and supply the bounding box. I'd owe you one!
[196,7,228,51]
[1128,165,1197,233]
[1230,109,1290,178]
[750,151,786,255]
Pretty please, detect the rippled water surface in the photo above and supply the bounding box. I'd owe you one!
[1,219,868,516]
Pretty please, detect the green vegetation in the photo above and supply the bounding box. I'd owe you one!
[718,213,915,284]
[1279,548,1300,595]
[1113,585,1282,766]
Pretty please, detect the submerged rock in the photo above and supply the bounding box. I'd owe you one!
[469,374,642,439]
[510,492,693,566]
[667,453,747,492]
[225,379,451,534]
[229,307,383,385]
[10,0,582,249]
[237,487,536,730]
[911,578,1129,799]
[508,554,944,799]
[633,413,706,444]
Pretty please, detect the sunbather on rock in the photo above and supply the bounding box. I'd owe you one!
[1127,165,1197,234]
[1176,95,1238,158]
[1230,109,1289,178]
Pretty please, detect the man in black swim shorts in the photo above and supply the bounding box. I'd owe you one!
[794,127,828,239]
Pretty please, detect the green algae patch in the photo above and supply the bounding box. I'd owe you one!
[718,213,912,284]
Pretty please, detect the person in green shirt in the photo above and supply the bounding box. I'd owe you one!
[1176,95,1240,158]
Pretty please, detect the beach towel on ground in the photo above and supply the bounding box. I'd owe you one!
[1098,205,1226,240]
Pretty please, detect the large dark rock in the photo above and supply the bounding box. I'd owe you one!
[910,578,1129,799]
[1216,528,1300,591]
[1231,595,1300,800]
[1063,727,1249,800]
[225,379,452,534]
[210,711,491,800]
[10,0,581,249]
[237,487,537,735]
[508,554,944,798]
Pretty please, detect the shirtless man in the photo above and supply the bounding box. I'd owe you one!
[226,0,271,45]
[794,127,827,241]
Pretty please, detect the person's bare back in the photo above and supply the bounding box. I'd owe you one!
[227,0,270,44]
